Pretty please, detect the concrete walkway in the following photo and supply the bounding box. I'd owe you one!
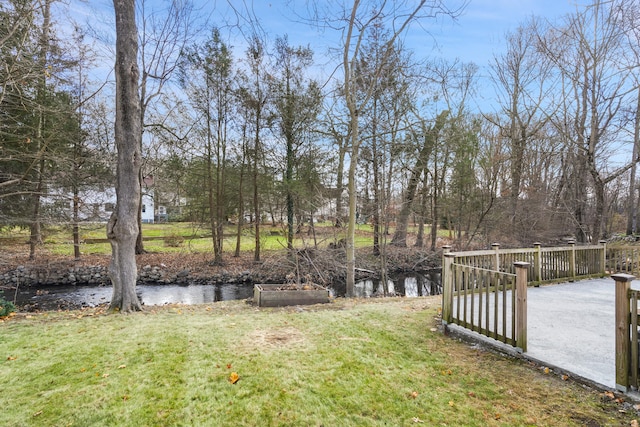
[448,277,629,390]
[526,279,616,388]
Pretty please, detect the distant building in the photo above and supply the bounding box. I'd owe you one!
[44,176,155,223]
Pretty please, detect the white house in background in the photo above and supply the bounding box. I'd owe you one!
[45,176,155,223]
[140,175,155,223]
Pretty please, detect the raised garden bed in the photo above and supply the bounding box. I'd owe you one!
[253,283,330,307]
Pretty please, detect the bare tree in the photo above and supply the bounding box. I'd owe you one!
[392,110,449,247]
[622,6,640,235]
[108,0,142,312]
[335,0,465,296]
[135,0,196,254]
[539,0,636,242]
[488,20,555,232]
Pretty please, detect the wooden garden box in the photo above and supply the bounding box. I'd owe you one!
[253,284,330,307]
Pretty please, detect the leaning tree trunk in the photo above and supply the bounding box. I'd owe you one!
[392,110,448,247]
[108,0,142,313]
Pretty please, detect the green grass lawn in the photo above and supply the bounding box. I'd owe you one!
[0,298,635,426]
[1,221,450,257]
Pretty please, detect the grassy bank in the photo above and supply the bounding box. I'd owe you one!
[0,221,450,257]
[0,298,635,426]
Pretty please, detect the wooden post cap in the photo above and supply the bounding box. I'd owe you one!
[611,273,635,282]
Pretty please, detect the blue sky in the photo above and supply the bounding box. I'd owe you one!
[71,0,579,69]
[67,0,582,110]
[208,0,579,66]
[206,0,580,105]
[432,0,577,65]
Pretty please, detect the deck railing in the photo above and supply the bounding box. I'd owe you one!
[442,242,640,392]
[607,247,640,276]
[446,242,607,286]
[442,242,608,353]
[442,253,529,351]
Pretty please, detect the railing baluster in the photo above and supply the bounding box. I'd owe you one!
[493,271,499,340]
[631,290,638,389]
[485,269,491,334]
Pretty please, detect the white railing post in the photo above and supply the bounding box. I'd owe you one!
[613,273,635,392]
[599,240,607,275]
[514,261,529,352]
[492,242,500,271]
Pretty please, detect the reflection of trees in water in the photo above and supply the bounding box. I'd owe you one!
[332,270,442,298]
[16,284,254,310]
[17,271,442,310]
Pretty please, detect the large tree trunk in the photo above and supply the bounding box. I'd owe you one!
[109,0,142,313]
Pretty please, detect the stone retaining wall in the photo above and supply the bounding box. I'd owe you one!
[0,264,255,288]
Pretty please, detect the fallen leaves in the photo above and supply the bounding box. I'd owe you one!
[225,362,240,384]
[229,372,239,384]
[602,391,626,404]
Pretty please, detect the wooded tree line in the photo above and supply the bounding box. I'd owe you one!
[2,1,640,291]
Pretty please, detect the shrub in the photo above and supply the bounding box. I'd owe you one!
[164,234,185,247]
[0,295,16,317]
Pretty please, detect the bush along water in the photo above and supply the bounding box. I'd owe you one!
[0,293,16,317]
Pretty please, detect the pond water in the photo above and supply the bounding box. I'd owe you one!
[6,270,441,311]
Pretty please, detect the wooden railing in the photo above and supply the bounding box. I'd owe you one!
[442,242,640,392]
[442,242,608,353]
[446,242,607,286]
[442,253,529,351]
[608,247,640,276]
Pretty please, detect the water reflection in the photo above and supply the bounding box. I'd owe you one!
[334,271,442,298]
[13,283,254,311]
[11,270,442,311]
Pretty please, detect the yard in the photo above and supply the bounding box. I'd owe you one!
[0,297,637,426]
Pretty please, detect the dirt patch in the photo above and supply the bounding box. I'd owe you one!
[243,327,308,351]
